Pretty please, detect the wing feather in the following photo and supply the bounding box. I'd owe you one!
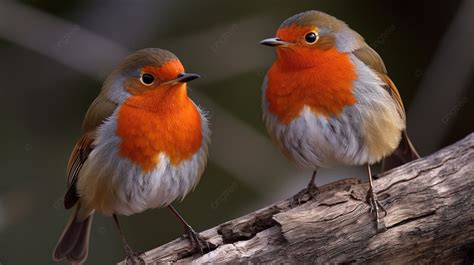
[352,45,405,122]
[64,93,117,208]
[352,45,420,171]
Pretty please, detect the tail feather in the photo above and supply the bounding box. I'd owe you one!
[382,130,420,172]
[53,206,93,264]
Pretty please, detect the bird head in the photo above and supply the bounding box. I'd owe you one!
[260,11,364,69]
[102,48,200,104]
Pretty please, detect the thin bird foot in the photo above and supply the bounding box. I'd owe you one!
[366,188,388,233]
[184,226,216,254]
[123,245,145,265]
[291,181,320,207]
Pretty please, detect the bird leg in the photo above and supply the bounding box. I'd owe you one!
[365,165,388,232]
[168,205,216,254]
[291,170,320,207]
[112,215,145,265]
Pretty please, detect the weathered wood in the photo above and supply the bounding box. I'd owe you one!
[121,133,474,264]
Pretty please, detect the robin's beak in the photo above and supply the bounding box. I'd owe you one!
[176,72,200,83]
[259,37,288,47]
[161,72,200,87]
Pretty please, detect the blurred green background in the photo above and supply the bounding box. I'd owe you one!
[0,0,473,264]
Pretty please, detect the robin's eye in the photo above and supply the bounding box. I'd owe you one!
[305,32,318,44]
[141,73,155,85]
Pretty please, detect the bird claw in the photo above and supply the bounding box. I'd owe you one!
[184,226,216,254]
[290,182,320,208]
[366,188,387,232]
[369,198,387,218]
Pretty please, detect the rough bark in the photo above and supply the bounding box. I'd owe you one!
[121,133,474,264]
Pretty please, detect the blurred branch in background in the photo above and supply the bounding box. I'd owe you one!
[0,1,127,77]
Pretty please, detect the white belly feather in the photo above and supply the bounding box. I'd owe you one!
[77,107,210,216]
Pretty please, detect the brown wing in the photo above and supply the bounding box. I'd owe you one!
[352,45,387,74]
[353,45,420,171]
[353,45,406,122]
[64,93,117,209]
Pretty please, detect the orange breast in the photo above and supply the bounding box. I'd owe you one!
[116,85,202,172]
[266,47,357,124]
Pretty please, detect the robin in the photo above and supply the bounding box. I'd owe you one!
[260,11,419,230]
[52,48,213,264]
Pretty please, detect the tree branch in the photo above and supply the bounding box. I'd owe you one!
[121,133,474,264]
